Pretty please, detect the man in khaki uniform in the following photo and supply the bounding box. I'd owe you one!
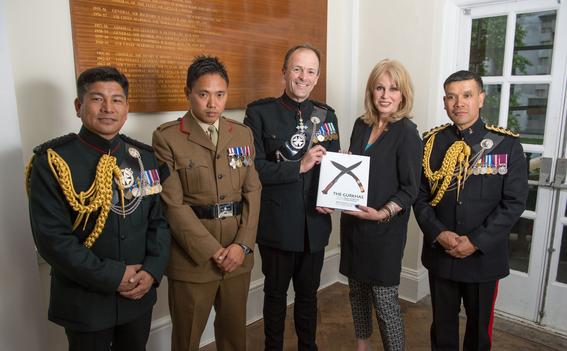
[152,56,261,351]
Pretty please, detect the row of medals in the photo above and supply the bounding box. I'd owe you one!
[121,147,162,200]
[292,117,338,148]
[468,139,508,176]
[470,157,508,175]
[228,147,252,169]
[121,169,163,199]
[312,123,338,144]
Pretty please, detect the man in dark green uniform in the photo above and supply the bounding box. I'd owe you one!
[27,66,171,351]
[414,70,528,351]
[244,44,340,351]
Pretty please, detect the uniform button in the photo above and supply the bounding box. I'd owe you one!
[218,174,223,179]
[216,154,221,159]
[220,195,225,200]
[457,201,463,205]
[120,235,125,240]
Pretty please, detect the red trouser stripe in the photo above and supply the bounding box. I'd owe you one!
[487,280,499,347]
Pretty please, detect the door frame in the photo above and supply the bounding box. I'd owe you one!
[439,0,567,333]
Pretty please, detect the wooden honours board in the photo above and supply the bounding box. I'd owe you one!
[70,0,327,112]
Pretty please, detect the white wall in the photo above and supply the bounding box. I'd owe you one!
[326,0,359,249]
[354,0,451,278]
[0,0,47,350]
[2,0,454,348]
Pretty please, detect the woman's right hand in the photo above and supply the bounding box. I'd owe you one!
[343,205,389,222]
[316,206,335,214]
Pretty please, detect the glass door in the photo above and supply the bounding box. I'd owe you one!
[540,142,567,334]
[461,0,567,332]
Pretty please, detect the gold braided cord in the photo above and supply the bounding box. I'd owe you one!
[46,148,124,248]
[485,124,520,137]
[25,156,35,196]
[422,135,471,206]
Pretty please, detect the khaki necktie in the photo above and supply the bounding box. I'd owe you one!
[208,125,218,146]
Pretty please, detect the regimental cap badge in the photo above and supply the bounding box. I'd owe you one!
[480,138,494,150]
[128,147,140,158]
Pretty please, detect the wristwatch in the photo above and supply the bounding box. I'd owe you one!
[239,244,252,255]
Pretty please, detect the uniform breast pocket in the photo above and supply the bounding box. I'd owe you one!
[174,157,213,194]
[480,175,504,199]
[128,195,151,227]
[229,166,243,191]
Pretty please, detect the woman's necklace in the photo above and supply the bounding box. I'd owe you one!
[368,119,389,145]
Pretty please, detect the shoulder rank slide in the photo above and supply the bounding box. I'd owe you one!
[311,100,335,112]
[485,124,520,137]
[156,118,182,132]
[422,123,451,140]
[247,97,276,108]
[32,133,77,154]
[120,135,153,152]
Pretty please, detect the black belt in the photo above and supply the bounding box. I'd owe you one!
[191,201,242,219]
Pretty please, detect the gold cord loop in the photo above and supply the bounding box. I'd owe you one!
[423,134,471,206]
[46,148,124,248]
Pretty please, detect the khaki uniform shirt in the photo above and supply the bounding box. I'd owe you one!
[153,113,261,283]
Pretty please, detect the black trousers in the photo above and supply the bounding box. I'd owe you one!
[65,309,152,351]
[259,245,324,351]
[429,273,499,351]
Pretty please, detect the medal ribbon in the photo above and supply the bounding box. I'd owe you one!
[152,169,160,183]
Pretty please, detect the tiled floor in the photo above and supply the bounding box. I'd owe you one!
[201,282,566,350]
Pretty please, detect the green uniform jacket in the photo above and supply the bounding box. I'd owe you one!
[28,127,171,332]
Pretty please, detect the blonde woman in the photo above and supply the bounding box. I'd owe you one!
[340,59,422,351]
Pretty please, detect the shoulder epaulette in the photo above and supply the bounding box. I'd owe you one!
[155,118,182,132]
[485,124,520,137]
[247,97,276,107]
[312,100,335,112]
[33,133,76,154]
[25,155,35,196]
[120,134,153,152]
[422,123,451,139]
[223,116,247,128]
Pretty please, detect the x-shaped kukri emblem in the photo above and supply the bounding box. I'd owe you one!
[322,160,365,194]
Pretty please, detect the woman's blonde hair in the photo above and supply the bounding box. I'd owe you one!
[362,59,414,125]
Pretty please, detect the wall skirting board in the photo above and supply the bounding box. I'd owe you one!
[399,266,430,303]
[146,248,429,350]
